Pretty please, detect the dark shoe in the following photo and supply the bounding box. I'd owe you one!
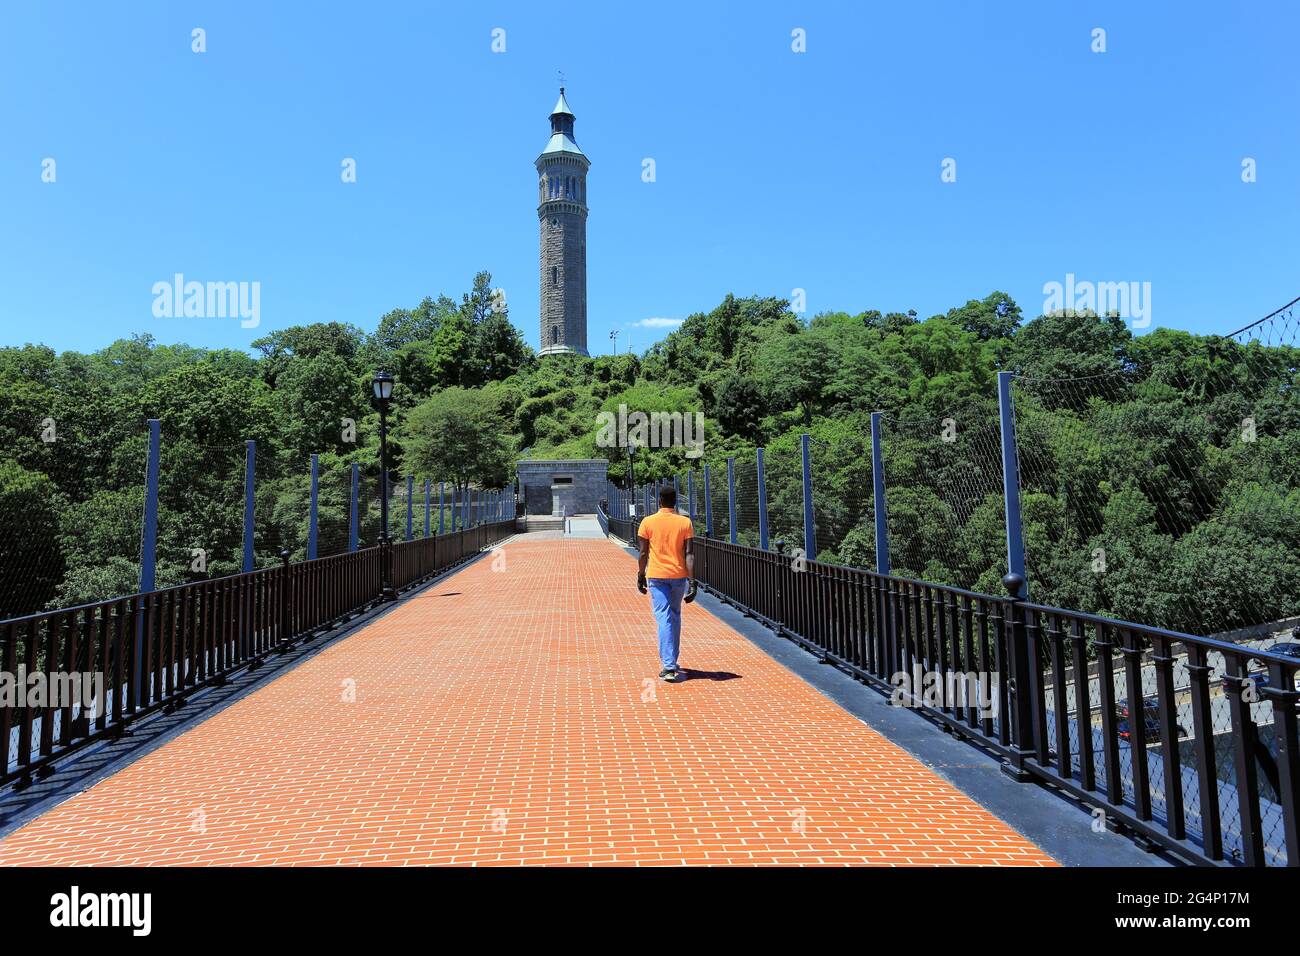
[659,668,680,682]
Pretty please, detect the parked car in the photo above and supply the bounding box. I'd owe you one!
[1115,697,1186,742]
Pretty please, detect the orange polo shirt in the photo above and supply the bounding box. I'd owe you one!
[637,508,694,579]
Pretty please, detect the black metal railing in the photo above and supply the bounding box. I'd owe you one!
[0,519,515,790]
[692,536,1300,867]
[605,504,640,544]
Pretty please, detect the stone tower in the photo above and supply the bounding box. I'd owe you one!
[536,88,590,357]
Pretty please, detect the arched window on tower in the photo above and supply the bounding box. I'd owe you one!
[551,326,559,345]
[551,265,558,287]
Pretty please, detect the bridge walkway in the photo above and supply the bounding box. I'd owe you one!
[0,537,1054,866]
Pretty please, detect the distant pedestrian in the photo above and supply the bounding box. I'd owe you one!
[636,485,697,681]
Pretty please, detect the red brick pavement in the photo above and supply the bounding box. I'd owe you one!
[0,538,1055,866]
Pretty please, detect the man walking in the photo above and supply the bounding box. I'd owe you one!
[637,486,697,682]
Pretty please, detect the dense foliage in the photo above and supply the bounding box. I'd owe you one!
[2,275,1296,637]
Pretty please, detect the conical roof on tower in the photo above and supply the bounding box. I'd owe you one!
[538,86,588,163]
[550,88,574,118]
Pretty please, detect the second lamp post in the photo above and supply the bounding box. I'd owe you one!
[372,370,397,601]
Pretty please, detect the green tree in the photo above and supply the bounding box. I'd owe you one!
[402,388,514,505]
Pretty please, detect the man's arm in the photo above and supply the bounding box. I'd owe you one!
[636,535,650,593]
[683,537,697,602]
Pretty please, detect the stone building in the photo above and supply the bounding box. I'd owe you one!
[536,88,589,356]
[517,459,607,516]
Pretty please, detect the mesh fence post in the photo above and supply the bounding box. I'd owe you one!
[727,457,737,545]
[405,475,414,541]
[704,464,713,537]
[134,419,161,711]
[241,440,256,572]
[349,463,359,552]
[139,419,161,594]
[688,470,696,524]
[997,371,1028,598]
[423,480,431,537]
[308,453,319,560]
[438,482,445,534]
[801,433,816,561]
[756,448,769,551]
[870,413,890,575]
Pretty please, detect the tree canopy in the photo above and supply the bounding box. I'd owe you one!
[2,275,1296,637]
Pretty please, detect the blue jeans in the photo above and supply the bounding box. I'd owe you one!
[648,578,688,670]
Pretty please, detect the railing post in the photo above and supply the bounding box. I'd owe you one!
[279,549,291,647]
[242,439,256,572]
[1000,572,1035,782]
[756,448,769,551]
[135,418,161,711]
[870,412,890,575]
[704,464,713,538]
[1267,659,1300,866]
[438,481,445,534]
[307,453,319,560]
[348,463,359,552]
[727,456,737,545]
[997,371,1027,598]
[406,474,414,541]
[424,479,431,537]
[800,433,816,562]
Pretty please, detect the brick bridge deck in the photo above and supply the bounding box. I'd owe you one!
[0,538,1054,866]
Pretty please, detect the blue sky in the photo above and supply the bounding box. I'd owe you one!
[1,0,1297,356]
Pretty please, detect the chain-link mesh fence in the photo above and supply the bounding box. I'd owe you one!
[730,453,761,548]
[809,435,873,567]
[880,411,1005,590]
[314,460,356,557]
[1,422,147,617]
[1012,297,1300,637]
[760,448,802,554]
[156,439,246,585]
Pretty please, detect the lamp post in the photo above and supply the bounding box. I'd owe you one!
[372,370,397,601]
